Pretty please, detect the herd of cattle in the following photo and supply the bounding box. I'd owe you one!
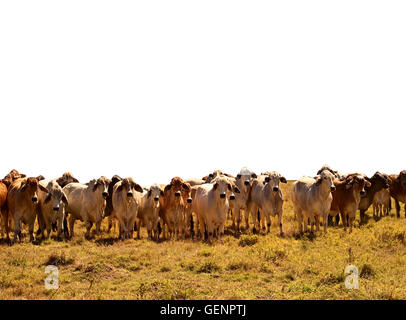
[0,166,405,244]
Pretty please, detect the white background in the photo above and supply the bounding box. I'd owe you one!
[0,1,405,186]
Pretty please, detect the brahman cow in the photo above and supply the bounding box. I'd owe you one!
[37,179,68,239]
[358,172,390,222]
[111,177,143,240]
[329,174,370,233]
[0,180,9,240]
[230,167,257,232]
[248,171,286,235]
[56,172,79,188]
[136,184,163,240]
[389,170,406,218]
[291,170,336,234]
[7,177,48,242]
[202,170,234,183]
[193,176,238,243]
[63,176,111,239]
[159,177,191,240]
[373,188,391,218]
[4,169,26,182]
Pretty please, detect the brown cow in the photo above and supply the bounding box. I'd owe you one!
[7,177,48,242]
[329,174,371,233]
[389,170,406,218]
[159,177,191,240]
[4,169,26,181]
[0,181,9,240]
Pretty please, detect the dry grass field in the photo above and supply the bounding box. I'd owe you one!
[1,181,406,300]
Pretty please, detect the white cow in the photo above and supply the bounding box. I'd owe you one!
[111,178,143,240]
[37,179,68,239]
[291,170,336,234]
[193,177,239,243]
[63,176,111,239]
[136,184,162,240]
[248,171,286,235]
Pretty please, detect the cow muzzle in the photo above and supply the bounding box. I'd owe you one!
[32,196,38,202]
[175,191,181,197]
[220,193,226,199]
[384,184,389,189]
[187,198,192,203]
[330,186,336,192]
[272,187,279,192]
[244,180,249,186]
[360,190,366,195]
[127,192,133,197]
[154,196,159,202]
[53,206,59,211]
[230,194,235,200]
[102,192,108,198]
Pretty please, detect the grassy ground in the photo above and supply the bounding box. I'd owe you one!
[1,181,406,300]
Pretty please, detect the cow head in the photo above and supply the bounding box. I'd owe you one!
[44,182,69,212]
[203,170,234,183]
[212,176,239,201]
[147,184,162,208]
[164,177,190,205]
[236,166,257,189]
[117,178,143,200]
[369,172,390,191]
[344,174,371,195]
[56,172,79,188]
[315,170,336,192]
[91,176,111,198]
[21,177,48,203]
[263,171,287,192]
[5,169,26,181]
[399,170,406,188]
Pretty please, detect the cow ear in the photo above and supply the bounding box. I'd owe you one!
[160,190,165,197]
[117,184,123,192]
[251,173,257,179]
[202,176,208,181]
[315,177,322,186]
[93,182,99,192]
[365,180,371,187]
[62,194,69,206]
[164,184,171,193]
[236,174,241,179]
[133,183,143,193]
[20,180,27,191]
[39,184,49,193]
[234,186,240,194]
[44,193,52,204]
[147,190,152,197]
[213,182,218,190]
[182,183,190,191]
[264,177,270,183]
[227,183,232,191]
[280,176,287,184]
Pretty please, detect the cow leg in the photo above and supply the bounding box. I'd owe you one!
[314,215,320,231]
[323,213,328,233]
[278,212,283,236]
[13,215,22,243]
[95,221,102,236]
[295,209,303,235]
[68,216,76,238]
[28,217,35,243]
[85,221,93,239]
[244,209,250,231]
[339,211,347,231]
[107,216,113,233]
[309,215,315,234]
[349,215,353,233]
[394,199,401,217]
[235,209,242,233]
[1,210,10,242]
[57,215,64,240]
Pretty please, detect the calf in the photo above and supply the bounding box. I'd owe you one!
[291,170,336,234]
[358,172,390,222]
[389,170,406,218]
[37,179,68,239]
[193,176,237,243]
[111,178,143,240]
[159,177,191,239]
[63,176,111,239]
[7,177,48,242]
[248,171,286,235]
[136,184,163,240]
[329,174,370,233]
[373,189,391,218]
[106,175,123,233]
